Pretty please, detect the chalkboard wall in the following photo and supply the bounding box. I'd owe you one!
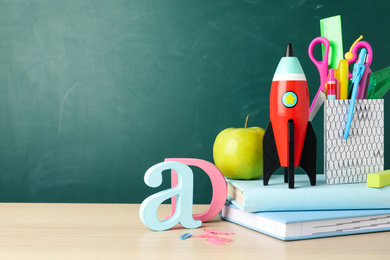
[0,0,388,203]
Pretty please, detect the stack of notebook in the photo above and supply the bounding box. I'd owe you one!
[220,174,390,241]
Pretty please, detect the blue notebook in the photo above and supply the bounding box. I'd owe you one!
[220,202,390,241]
[226,174,390,212]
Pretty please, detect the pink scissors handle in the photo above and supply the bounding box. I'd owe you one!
[308,37,330,92]
[346,41,372,78]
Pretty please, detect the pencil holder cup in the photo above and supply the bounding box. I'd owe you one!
[324,99,384,184]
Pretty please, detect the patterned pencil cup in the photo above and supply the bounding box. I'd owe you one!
[324,99,384,184]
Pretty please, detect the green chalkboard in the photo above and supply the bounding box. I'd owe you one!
[0,0,389,203]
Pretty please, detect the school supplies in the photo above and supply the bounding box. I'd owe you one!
[324,99,384,184]
[367,66,390,99]
[179,229,234,245]
[226,174,390,213]
[179,233,193,240]
[357,55,372,99]
[336,59,349,99]
[345,35,363,61]
[326,69,338,99]
[308,37,330,121]
[367,170,390,188]
[344,36,373,79]
[343,48,367,139]
[221,201,390,241]
[320,15,344,69]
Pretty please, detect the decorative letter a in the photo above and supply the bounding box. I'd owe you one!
[139,161,202,231]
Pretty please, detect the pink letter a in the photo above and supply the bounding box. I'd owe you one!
[165,158,227,222]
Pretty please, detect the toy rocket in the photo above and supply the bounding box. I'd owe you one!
[263,43,317,189]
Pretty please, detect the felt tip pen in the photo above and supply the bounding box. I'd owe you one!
[327,69,337,100]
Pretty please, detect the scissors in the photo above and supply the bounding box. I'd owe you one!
[308,37,330,121]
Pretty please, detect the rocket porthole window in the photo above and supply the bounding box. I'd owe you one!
[282,91,298,108]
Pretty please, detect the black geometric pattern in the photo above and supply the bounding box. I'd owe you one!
[324,99,384,184]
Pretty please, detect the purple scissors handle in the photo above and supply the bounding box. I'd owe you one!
[308,37,330,119]
[346,41,372,79]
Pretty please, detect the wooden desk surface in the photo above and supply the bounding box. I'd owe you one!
[0,203,389,259]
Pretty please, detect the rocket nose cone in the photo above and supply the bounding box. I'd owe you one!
[285,43,294,57]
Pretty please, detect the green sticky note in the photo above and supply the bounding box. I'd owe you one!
[320,15,344,69]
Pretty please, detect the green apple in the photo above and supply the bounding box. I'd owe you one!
[213,116,265,180]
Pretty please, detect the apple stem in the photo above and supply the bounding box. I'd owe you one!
[245,115,250,129]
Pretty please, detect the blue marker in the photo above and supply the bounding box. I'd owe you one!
[344,48,367,139]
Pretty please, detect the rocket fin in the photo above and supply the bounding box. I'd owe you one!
[263,122,281,185]
[299,122,317,186]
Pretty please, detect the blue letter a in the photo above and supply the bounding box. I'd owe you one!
[139,161,202,231]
